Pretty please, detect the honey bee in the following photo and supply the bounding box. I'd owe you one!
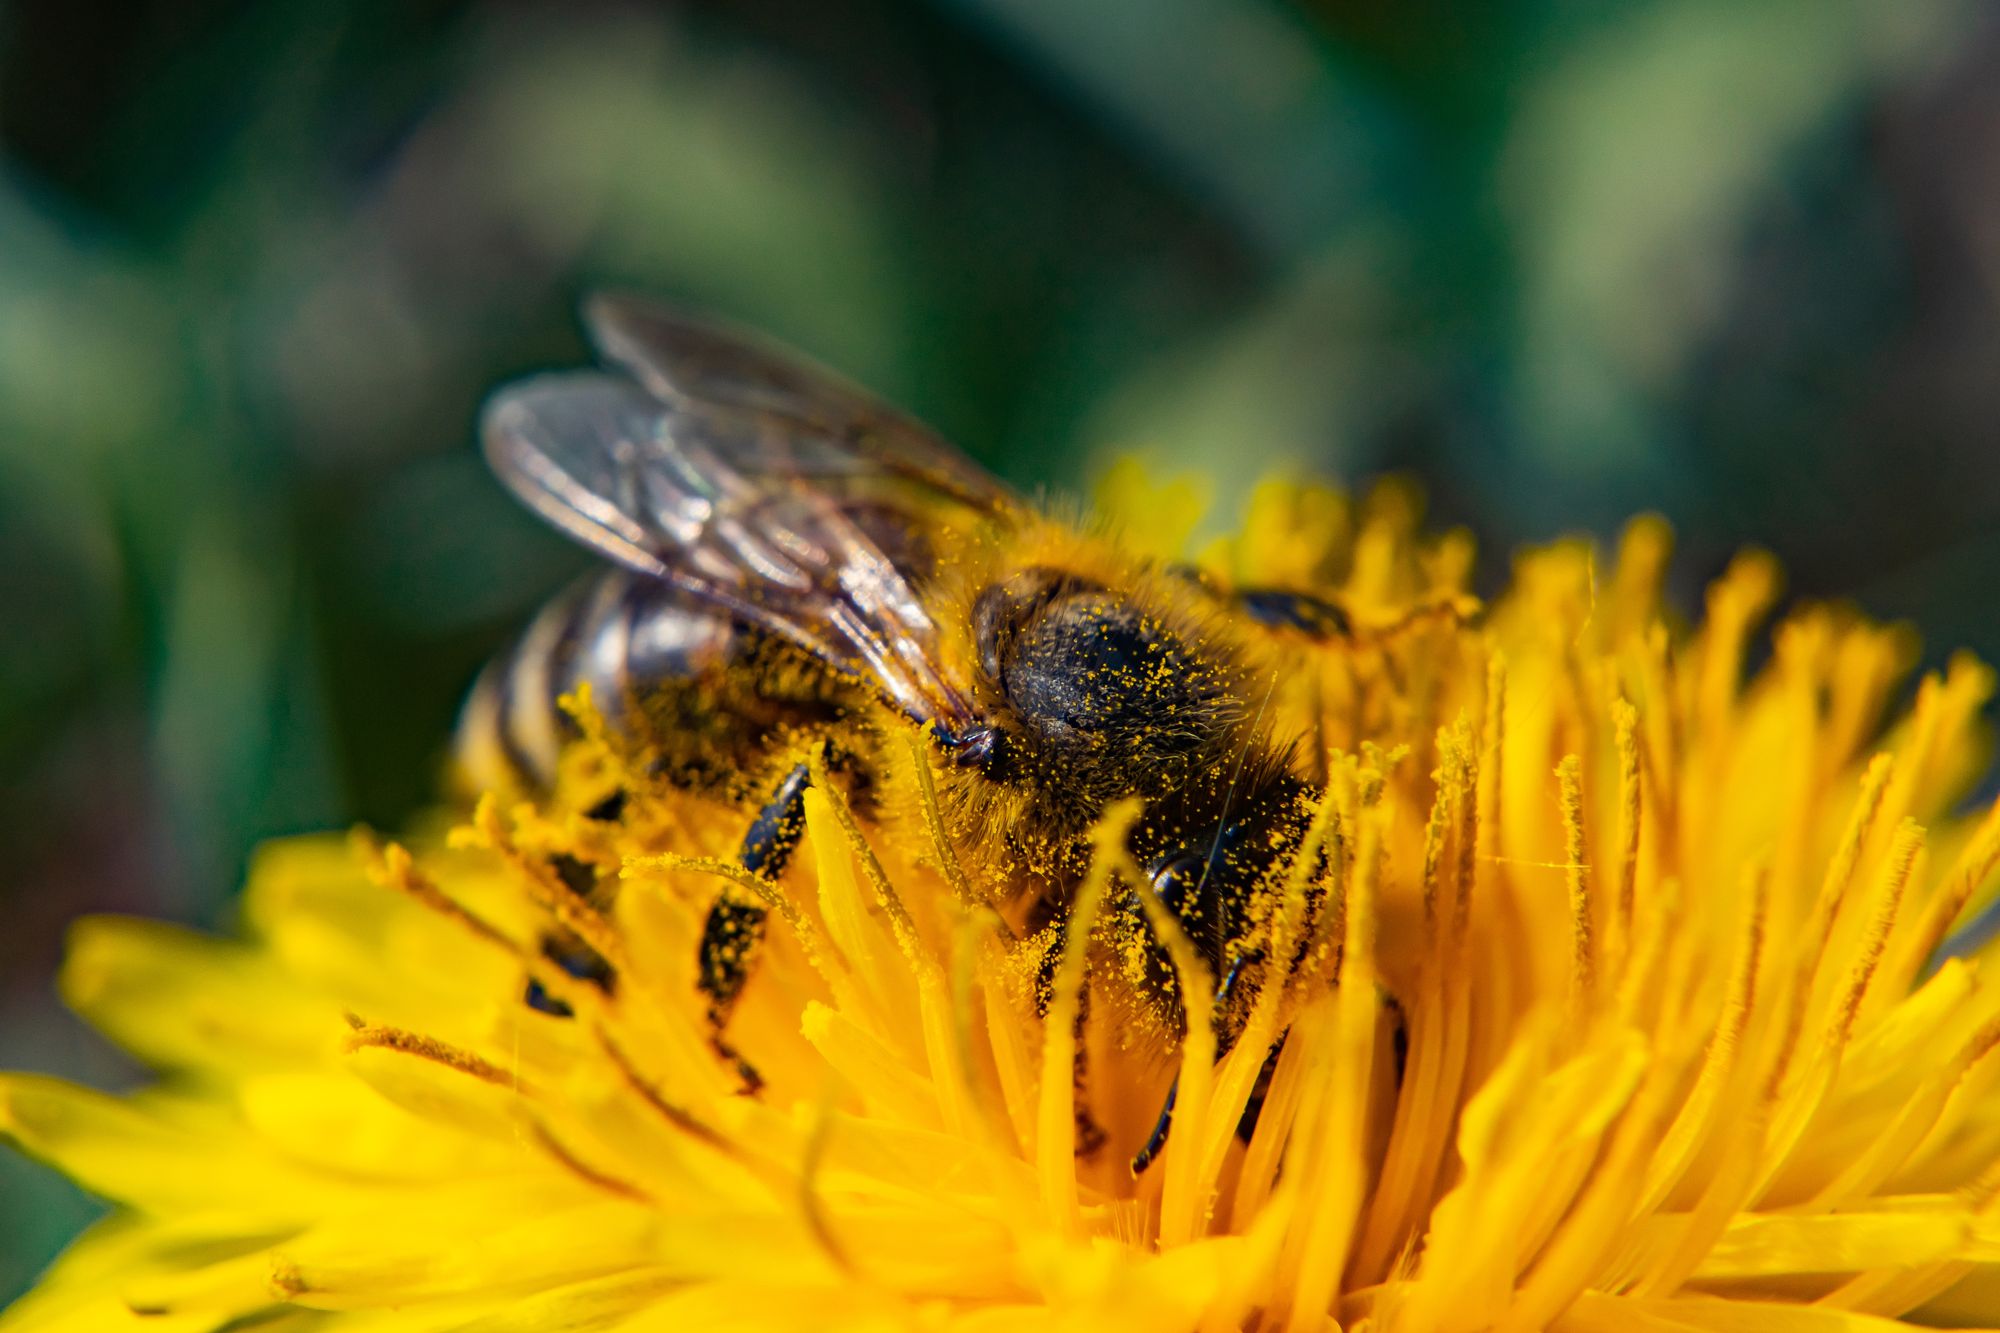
[459,294,1349,1168]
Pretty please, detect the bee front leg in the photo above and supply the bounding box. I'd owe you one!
[699,761,811,1092]
[1166,567,1352,641]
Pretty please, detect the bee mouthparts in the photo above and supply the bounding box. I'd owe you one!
[941,726,1003,773]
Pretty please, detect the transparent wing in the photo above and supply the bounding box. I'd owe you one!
[481,366,991,733]
[584,292,1020,515]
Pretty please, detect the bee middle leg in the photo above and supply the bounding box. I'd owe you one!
[1131,953,1258,1176]
[698,760,811,1092]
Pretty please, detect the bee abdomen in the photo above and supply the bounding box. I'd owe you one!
[454,569,737,794]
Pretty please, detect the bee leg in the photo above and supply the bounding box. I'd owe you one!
[699,761,812,1093]
[1165,567,1353,641]
[1224,992,1403,1147]
[524,855,614,1016]
[1382,986,1409,1089]
[1235,1037,1284,1142]
[1131,1080,1176,1176]
[583,788,627,822]
[1233,587,1353,639]
[1131,954,1254,1176]
[1236,582,1485,649]
[1223,991,1403,1148]
[525,936,617,1017]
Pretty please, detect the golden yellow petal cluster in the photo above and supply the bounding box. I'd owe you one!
[9,479,2000,1332]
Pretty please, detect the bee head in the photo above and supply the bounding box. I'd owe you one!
[967,567,1248,813]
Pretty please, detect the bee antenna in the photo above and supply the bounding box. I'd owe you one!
[1191,668,1281,910]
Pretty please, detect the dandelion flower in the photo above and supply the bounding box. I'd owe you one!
[9,478,2000,1332]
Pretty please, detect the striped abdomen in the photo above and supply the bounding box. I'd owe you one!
[454,568,739,795]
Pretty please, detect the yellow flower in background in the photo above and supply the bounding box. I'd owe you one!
[8,478,2000,1332]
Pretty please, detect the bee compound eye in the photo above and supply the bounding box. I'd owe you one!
[975,570,1074,684]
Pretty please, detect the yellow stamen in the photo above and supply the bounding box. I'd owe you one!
[1610,697,1642,965]
[1037,803,1134,1231]
[1558,753,1595,1011]
[1827,819,1925,1050]
[1275,808,1381,1332]
[808,745,940,985]
[458,795,630,975]
[342,1021,518,1090]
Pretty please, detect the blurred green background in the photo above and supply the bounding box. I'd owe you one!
[6,0,2000,1299]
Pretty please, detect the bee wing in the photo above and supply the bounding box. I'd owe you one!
[482,368,990,733]
[583,292,1020,516]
